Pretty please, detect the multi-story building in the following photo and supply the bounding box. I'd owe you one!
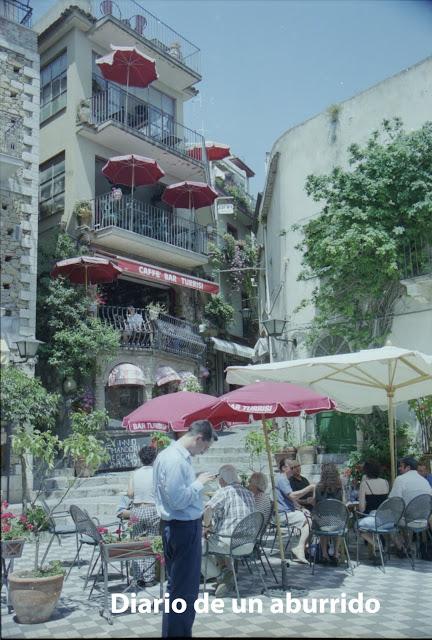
[34,0,221,431]
[256,56,432,446]
[0,0,40,499]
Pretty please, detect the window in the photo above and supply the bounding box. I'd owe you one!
[40,51,67,122]
[227,223,238,239]
[39,153,65,219]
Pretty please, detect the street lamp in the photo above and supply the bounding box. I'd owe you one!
[15,338,44,362]
[262,319,297,347]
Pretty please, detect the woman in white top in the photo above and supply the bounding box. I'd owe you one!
[128,446,159,585]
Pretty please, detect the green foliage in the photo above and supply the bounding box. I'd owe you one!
[408,395,432,453]
[25,505,50,532]
[297,119,432,349]
[12,428,62,471]
[63,409,110,471]
[204,295,235,330]
[150,432,171,450]
[298,438,318,447]
[32,560,65,577]
[180,377,202,393]
[1,368,59,432]
[37,233,120,389]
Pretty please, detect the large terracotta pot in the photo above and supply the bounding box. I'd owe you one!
[8,571,64,624]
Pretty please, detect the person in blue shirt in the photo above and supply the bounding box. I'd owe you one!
[418,462,432,487]
[153,420,217,638]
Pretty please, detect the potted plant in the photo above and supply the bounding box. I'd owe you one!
[146,301,168,321]
[150,431,172,450]
[1,500,33,561]
[76,98,91,124]
[63,409,110,477]
[273,421,298,466]
[204,295,234,334]
[73,199,93,226]
[297,438,318,465]
[8,561,65,624]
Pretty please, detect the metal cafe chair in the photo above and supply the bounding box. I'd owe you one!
[202,511,268,600]
[38,497,79,566]
[67,505,111,589]
[310,499,353,575]
[254,506,278,582]
[356,496,405,572]
[399,493,432,569]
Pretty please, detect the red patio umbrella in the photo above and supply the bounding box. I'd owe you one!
[96,45,158,124]
[102,154,164,198]
[162,181,218,211]
[185,381,337,591]
[122,391,223,433]
[187,141,231,162]
[51,256,122,288]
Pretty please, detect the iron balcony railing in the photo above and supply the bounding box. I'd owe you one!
[401,237,432,279]
[93,192,209,255]
[99,305,206,360]
[0,0,32,26]
[89,84,206,165]
[0,111,23,158]
[91,0,200,75]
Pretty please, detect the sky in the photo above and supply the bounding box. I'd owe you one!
[32,0,432,194]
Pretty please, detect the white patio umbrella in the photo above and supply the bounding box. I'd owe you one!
[226,345,432,481]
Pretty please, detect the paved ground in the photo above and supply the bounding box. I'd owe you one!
[2,530,432,638]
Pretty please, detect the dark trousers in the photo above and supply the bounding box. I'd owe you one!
[162,518,202,638]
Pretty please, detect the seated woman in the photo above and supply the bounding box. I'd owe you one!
[314,462,343,565]
[248,471,272,523]
[356,460,389,551]
[128,446,160,586]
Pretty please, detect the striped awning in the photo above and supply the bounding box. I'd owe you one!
[108,364,146,386]
[155,366,181,386]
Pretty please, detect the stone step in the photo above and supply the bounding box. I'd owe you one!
[42,473,129,491]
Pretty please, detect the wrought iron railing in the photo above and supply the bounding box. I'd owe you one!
[90,0,200,74]
[0,0,32,26]
[98,305,205,360]
[92,192,209,255]
[401,237,432,279]
[0,111,23,158]
[89,83,206,164]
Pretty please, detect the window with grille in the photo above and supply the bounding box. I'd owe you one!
[39,153,65,219]
[40,51,67,122]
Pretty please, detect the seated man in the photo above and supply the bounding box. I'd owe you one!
[202,464,255,596]
[418,461,432,488]
[288,460,315,509]
[276,458,315,564]
[122,305,144,343]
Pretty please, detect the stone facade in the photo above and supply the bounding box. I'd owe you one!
[0,12,40,503]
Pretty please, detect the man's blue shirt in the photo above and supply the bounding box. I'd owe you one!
[153,440,204,521]
[275,473,295,512]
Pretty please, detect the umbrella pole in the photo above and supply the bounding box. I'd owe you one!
[262,418,289,590]
[125,66,130,126]
[388,389,396,483]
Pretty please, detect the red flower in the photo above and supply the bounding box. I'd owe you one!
[1,500,9,509]
[97,526,108,534]
[1,512,15,520]
[26,523,34,531]
[19,514,28,523]
[2,523,11,533]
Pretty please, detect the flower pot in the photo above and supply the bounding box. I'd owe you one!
[74,457,94,478]
[274,447,297,466]
[1,539,25,559]
[297,445,316,465]
[9,571,64,624]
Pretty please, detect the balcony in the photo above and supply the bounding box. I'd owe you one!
[91,193,209,269]
[0,0,32,26]
[99,305,206,360]
[77,84,207,181]
[400,237,432,304]
[0,111,23,185]
[215,177,257,224]
[88,0,201,89]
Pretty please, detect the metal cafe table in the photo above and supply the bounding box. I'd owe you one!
[95,539,165,624]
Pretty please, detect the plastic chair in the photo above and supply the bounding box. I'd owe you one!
[202,511,267,600]
[356,496,405,572]
[39,498,79,566]
[399,493,432,569]
[310,499,353,575]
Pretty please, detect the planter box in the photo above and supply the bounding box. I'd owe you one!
[1,539,25,559]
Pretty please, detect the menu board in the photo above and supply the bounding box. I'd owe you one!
[98,434,150,472]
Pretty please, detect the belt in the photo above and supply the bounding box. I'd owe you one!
[161,518,201,525]
[133,502,155,507]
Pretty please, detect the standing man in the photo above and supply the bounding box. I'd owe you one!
[153,420,217,638]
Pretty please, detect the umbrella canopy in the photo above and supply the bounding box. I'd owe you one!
[102,155,164,197]
[162,181,218,210]
[226,346,432,481]
[51,256,122,286]
[122,390,220,433]
[96,45,158,88]
[187,141,231,162]
[185,381,336,591]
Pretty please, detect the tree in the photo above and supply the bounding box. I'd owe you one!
[296,119,432,349]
